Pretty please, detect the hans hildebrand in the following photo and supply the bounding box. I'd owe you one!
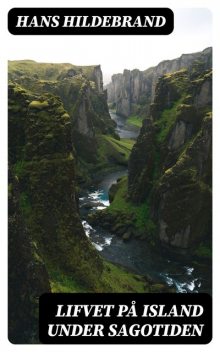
[16,15,166,28]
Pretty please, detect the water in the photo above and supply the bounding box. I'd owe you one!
[80,173,211,293]
[109,110,140,139]
[79,111,211,294]
[79,170,127,251]
[79,169,127,216]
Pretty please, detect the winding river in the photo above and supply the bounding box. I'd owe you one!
[80,111,211,294]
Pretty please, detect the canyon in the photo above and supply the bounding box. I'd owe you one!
[106,47,212,117]
[8,47,212,343]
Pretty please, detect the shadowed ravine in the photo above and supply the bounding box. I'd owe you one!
[80,111,211,294]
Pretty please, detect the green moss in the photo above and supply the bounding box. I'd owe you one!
[46,263,89,293]
[194,244,212,259]
[47,260,150,293]
[163,69,189,92]
[108,177,156,236]
[204,111,212,121]
[8,183,13,197]
[61,112,70,120]
[95,135,135,171]
[8,60,97,82]
[13,160,26,177]
[155,99,182,143]
[127,115,143,127]
[100,262,150,292]
[8,103,23,113]
[104,136,135,160]
[19,192,32,216]
[29,100,49,109]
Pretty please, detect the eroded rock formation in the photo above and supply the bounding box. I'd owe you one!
[106,47,212,117]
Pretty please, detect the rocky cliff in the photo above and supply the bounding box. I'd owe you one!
[8,80,105,278]
[8,81,104,342]
[9,61,162,343]
[9,61,122,183]
[106,47,212,117]
[128,63,212,252]
[8,168,51,343]
[8,61,112,137]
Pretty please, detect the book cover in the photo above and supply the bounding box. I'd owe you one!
[2,0,217,348]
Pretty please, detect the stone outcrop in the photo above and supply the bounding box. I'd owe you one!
[8,169,51,343]
[127,62,212,251]
[91,65,104,93]
[106,47,212,117]
[8,82,104,342]
[9,81,103,280]
[8,60,116,181]
[128,118,155,203]
[8,60,114,137]
[155,113,212,249]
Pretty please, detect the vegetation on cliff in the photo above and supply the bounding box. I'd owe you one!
[8,52,212,342]
[106,47,212,118]
[8,169,51,343]
[9,60,134,186]
[8,61,160,343]
[127,115,144,128]
[103,64,212,256]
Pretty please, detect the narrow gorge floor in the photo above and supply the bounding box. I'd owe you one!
[80,111,211,294]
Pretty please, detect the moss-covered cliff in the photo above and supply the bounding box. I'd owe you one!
[9,60,132,185]
[8,62,162,343]
[8,54,212,342]
[8,168,51,343]
[104,64,212,255]
[106,47,212,118]
[10,83,104,278]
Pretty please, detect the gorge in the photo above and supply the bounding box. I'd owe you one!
[8,47,212,343]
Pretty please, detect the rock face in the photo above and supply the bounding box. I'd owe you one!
[8,61,114,137]
[8,81,103,342]
[8,60,116,181]
[9,59,179,343]
[8,169,51,343]
[106,47,212,117]
[8,81,103,279]
[92,65,104,93]
[156,115,212,248]
[128,61,212,251]
[128,118,155,203]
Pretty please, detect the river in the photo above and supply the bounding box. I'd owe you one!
[109,110,140,139]
[79,111,211,294]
